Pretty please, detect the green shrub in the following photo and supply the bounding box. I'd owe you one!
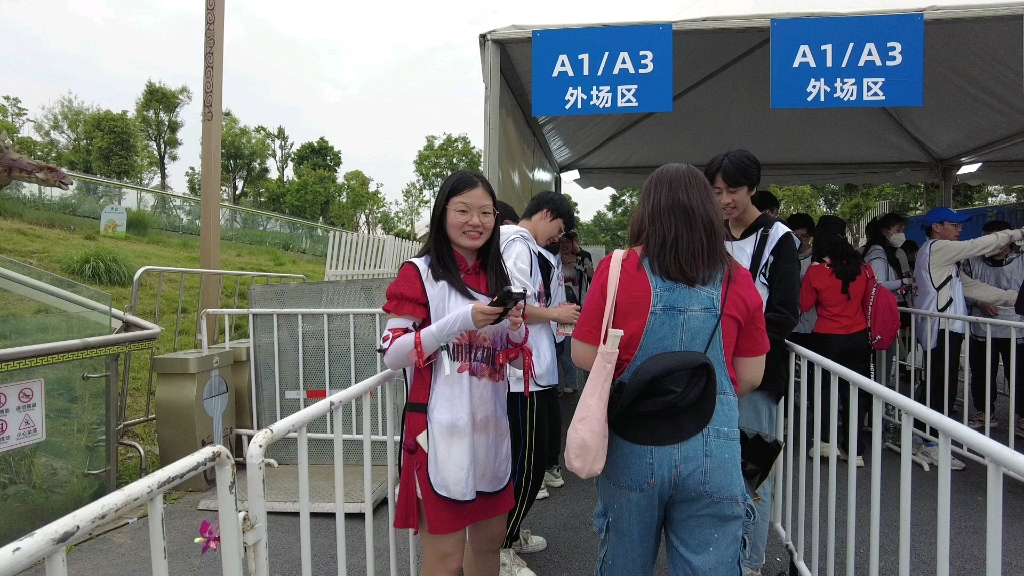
[126,209,155,237]
[0,196,26,220]
[61,247,135,287]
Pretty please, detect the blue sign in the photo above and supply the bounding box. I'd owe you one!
[532,24,673,117]
[771,14,924,108]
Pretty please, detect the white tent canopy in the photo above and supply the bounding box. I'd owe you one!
[479,1,1024,209]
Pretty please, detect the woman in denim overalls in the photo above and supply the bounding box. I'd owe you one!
[572,164,770,576]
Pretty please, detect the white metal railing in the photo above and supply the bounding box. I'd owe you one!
[896,307,1023,459]
[199,308,395,453]
[324,230,419,281]
[0,445,243,576]
[244,370,410,576]
[199,307,413,576]
[774,341,1024,576]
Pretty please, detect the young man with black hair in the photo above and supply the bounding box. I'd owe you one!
[498,190,578,575]
[752,189,781,218]
[496,200,521,226]
[962,220,1024,436]
[706,150,801,576]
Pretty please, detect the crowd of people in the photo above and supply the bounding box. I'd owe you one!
[376,149,1024,576]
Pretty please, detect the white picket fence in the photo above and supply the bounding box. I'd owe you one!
[324,231,420,281]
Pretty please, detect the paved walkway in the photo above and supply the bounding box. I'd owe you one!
[19,393,1024,576]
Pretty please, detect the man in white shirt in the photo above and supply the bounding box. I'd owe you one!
[499,191,579,574]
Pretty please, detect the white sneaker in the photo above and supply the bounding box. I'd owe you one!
[917,442,966,470]
[500,549,536,576]
[808,441,833,459]
[544,465,565,488]
[839,452,866,468]
[535,482,550,500]
[510,529,547,553]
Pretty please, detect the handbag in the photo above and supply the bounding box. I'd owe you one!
[564,249,625,480]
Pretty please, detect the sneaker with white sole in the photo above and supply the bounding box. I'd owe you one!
[535,483,550,500]
[916,441,966,470]
[1015,418,1024,439]
[544,465,564,488]
[510,529,547,553]
[968,411,1000,429]
[808,441,833,459]
[500,549,536,576]
[839,452,866,468]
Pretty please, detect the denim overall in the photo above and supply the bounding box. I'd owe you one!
[593,261,748,576]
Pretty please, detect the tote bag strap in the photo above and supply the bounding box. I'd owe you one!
[599,249,627,349]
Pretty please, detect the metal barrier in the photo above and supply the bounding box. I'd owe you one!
[0,445,243,576]
[198,307,411,576]
[118,267,305,476]
[774,341,1024,576]
[894,307,1022,460]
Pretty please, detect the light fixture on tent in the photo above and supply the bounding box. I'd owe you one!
[560,170,580,183]
[957,163,983,175]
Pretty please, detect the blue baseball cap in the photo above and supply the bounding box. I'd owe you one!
[923,207,971,228]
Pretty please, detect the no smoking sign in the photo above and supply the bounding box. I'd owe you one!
[0,378,45,453]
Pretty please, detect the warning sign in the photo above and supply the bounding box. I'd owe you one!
[0,378,44,453]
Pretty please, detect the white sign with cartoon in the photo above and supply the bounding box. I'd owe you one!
[0,378,46,453]
[100,204,127,238]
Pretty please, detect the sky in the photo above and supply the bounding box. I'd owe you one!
[2,0,707,222]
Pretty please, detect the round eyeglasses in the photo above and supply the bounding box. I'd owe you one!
[448,205,497,223]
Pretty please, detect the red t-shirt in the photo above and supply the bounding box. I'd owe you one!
[573,250,770,391]
[799,262,868,335]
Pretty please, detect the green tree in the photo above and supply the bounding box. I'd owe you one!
[293,136,342,175]
[256,125,295,180]
[185,166,201,197]
[395,182,429,234]
[768,184,822,219]
[35,92,100,169]
[575,188,639,251]
[85,110,150,184]
[221,110,271,205]
[134,80,192,190]
[0,95,30,135]
[284,167,340,221]
[413,133,482,197]
[329,170,389,234]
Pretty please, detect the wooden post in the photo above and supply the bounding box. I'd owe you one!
[200,0,225,340]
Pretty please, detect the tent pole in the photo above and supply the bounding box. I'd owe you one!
[483,40,501,191]
[940,166,956,207]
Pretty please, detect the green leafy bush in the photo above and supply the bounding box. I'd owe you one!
[61,247,135,287]
[0,196,26,220]
[126,209,155,237]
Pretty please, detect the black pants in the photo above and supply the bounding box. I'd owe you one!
[504,387,554,548]
[968,336,1024,415]
[808,331,872,456]
[916,331,965,436]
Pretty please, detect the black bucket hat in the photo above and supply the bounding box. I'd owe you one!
[608,350,718,446]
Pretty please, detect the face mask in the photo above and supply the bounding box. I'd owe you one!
[888,232,906,248]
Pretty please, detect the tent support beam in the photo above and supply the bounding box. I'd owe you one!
[944,130,1024,165]
[563,36,770,172]
[499,43,561,175]
[483,40,501,185]
[880,109,942,165]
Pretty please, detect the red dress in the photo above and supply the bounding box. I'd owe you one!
[383,255,515,535]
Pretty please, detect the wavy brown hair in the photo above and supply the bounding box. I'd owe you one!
[629,163,730,286]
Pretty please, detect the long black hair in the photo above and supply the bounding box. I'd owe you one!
[812,215,863,293]
[417,170,510,298]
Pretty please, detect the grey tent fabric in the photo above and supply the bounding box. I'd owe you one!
[481,1,1024,194]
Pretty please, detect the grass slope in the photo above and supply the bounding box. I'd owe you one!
[0,217,325,486]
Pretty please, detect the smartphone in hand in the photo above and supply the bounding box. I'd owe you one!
[487,286,527,325]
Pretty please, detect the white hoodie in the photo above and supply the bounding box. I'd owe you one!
[499,225,563,392]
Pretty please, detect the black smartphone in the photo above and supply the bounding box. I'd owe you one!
[487,286,527,325]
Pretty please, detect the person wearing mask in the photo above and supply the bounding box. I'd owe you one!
[499,191,578,574]
[800,216,873,466]
[863,213,912,385]
[961,220,1024,436]
[752,189,780,217]
[573,235,596,286]
[557,232,586,395]
[572,163,769,576]
[911,206,1024,469]
[380,171,529,576]
[787,213,817,345]
[706,150,800,576]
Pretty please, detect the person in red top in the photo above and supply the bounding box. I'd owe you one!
[799,215,871,466]
[379,171,530,576]
[571,164,770,576]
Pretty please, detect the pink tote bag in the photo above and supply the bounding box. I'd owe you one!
[564,249,625,479]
